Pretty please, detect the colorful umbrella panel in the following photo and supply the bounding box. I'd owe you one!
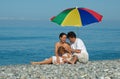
[50,7,103,27]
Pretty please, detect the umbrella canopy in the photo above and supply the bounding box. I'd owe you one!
[50,7,103,27]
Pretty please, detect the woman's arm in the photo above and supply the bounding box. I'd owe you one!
[65,43,72,54]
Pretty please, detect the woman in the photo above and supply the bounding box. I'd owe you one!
[31,32,72,65]
[31,46,72,65]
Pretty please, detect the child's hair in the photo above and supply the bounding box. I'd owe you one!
[58,46,67,56]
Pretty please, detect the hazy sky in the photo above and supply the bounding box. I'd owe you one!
[0,0,119,21]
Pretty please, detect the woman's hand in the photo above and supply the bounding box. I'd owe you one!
[62,58,68,63]
[56,56,60,64]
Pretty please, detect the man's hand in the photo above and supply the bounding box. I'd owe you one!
[72,49,81,53]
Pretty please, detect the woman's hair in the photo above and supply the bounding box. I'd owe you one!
[57,46,67,56]
[67,31,76,38]
[59,32,67,38]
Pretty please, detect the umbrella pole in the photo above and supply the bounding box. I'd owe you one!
[76,27,79,37]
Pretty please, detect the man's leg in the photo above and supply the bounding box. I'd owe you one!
[67,55,78,64]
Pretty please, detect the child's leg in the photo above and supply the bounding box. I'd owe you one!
[31,57,52,65]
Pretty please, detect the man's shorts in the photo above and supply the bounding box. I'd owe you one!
[73,52,89,63]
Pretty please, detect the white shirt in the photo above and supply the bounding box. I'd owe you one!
[70,38,88,53]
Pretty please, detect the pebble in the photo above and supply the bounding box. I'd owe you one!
[0,59,120,79]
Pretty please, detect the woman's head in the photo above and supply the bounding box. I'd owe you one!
[59,32,67,43]
[57,46,66,56]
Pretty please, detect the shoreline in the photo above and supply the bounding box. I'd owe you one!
[0,59,120,79]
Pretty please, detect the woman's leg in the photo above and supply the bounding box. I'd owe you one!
[31,57,52,65]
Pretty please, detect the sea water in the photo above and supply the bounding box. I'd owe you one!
[0,20,120,65]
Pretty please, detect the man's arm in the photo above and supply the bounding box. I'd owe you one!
[72,49,81,53]
[55,43,60,63]
[73,38,83,53]
[55,43,58,56]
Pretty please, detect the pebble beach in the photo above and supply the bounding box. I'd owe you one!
[0,59,120,79]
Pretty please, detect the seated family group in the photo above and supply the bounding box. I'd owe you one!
[31,31,89,65]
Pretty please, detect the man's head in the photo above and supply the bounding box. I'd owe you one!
[67,31,76,43]
[59,32,67,43]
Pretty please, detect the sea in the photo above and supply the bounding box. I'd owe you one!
[0,20,120,66]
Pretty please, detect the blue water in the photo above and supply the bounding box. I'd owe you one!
[0,20,120,65]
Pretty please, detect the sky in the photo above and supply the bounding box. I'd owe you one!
[0,0,120,21]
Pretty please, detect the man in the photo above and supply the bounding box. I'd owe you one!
[67,31,89,64]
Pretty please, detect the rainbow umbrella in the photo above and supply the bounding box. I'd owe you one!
[50,7,103,27]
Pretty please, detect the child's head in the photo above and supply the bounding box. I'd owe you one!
[58,46,66,56]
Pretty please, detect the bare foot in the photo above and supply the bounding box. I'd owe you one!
[63,59,75,64]
[31,62,38,65]
[67,60,75,64]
